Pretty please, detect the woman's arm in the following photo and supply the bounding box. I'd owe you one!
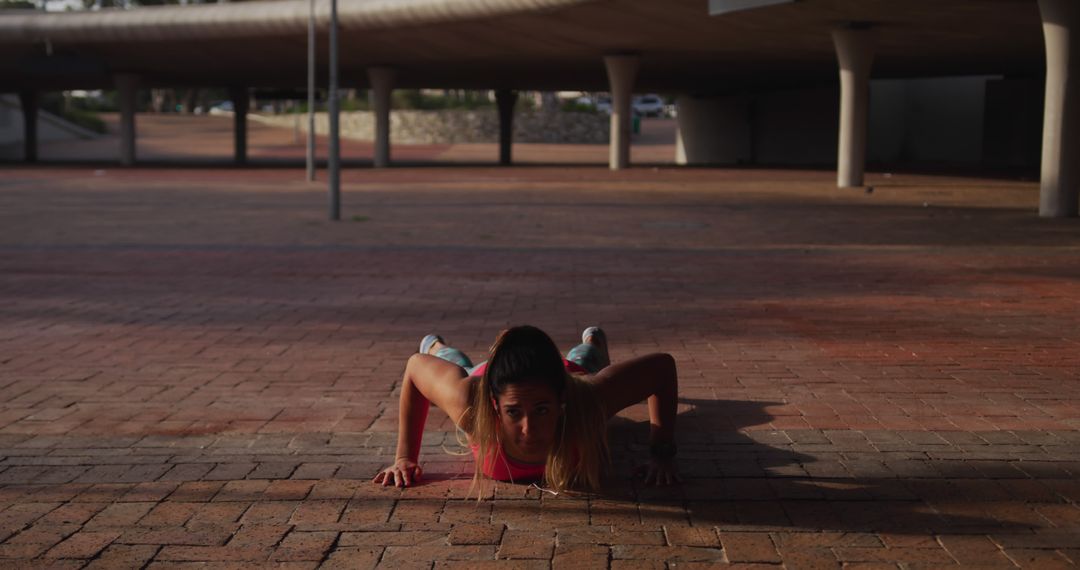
[589,353,681,485]
[373,354,473,487]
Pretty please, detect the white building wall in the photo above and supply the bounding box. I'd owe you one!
[868,76,993,164]
[675,76,1003,168]
[675,94,752,165]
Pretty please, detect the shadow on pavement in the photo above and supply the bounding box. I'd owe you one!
[581,398,1037,534]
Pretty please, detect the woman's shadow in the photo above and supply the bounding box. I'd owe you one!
[591,398,1034,535]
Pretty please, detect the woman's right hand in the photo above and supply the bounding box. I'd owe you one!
[373,458,423,487]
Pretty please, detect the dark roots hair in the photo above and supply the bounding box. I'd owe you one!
[466,325,608,498]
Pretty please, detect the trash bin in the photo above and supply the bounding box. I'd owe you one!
[632,115,641,134]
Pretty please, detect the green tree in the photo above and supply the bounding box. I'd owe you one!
[0,0,38,9]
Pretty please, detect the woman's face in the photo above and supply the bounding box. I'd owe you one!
[495,379,562,461]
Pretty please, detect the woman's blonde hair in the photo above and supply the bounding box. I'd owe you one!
[461,326,609,498]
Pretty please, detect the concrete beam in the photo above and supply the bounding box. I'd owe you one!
[17,90,38,163]
[230,87,249,164]
[604,54,638,170]
[368,67,396,168]
[832,26,875,188]
[1038,0,1080,218]
[114,73,139,166]
[495,89,517,165]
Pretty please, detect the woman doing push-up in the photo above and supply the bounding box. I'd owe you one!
[373,325,680,494]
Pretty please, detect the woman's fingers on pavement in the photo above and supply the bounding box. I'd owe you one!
[373,466,423,488]
[640,464,680,486]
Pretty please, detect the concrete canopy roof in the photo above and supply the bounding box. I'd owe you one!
[0,0,1046,92]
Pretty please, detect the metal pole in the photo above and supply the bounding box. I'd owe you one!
[306,0,316,182]
[328,0,340,220]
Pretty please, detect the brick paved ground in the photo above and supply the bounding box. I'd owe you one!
[2,127,1080,567]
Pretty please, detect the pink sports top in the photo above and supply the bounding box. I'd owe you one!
[467,359,588,481]
[470,443,546,482]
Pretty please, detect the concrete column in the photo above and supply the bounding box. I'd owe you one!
[17,90,38,163]
[832,26,875,188]
[230,87,249,164]
[495,89,517,165]
[604,54,639,170]
[114,74,139,166]
[367,67,396,168]
[1038,0,1080,217]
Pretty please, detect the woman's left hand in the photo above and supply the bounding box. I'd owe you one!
[638,458,682,486]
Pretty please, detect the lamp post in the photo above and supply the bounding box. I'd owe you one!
[327,0,340,220]
[306,0,315,182]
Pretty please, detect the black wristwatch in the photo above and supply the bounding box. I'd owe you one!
[649,441,678,460]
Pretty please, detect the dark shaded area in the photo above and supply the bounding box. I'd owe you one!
[595,399,1039,534]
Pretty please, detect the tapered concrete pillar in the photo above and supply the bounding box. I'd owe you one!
[604,54,639,170]
[230,87,249,164]
[495,89,517,165]
[1038,0,1080,217]
[367,67,396,168]
[114,74,139,166]
[832,27,875,188]
[17,90,38,163]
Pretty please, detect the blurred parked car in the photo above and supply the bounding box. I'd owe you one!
[632,94,665,117]
[587,94,666,117]
[207,101,234,115]
[594,95,612,114]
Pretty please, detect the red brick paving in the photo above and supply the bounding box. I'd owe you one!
[2,134,1080,567]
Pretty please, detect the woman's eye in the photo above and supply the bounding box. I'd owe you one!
[506,409,522,420]
[535,407,549,416]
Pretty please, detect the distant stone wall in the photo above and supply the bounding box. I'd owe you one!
[251,109,609,144]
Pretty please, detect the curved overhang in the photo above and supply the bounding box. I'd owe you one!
[0,0,596,42]
[0,0,1047,93]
